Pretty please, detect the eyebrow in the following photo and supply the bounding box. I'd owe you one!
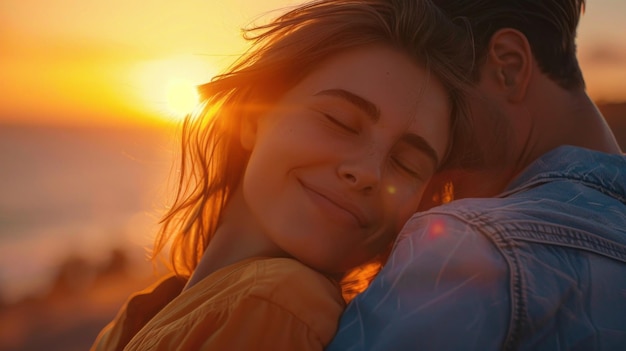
[315,88,440,167]
[314,89,380,122]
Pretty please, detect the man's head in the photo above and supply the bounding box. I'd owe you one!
[421,0,621,206]
[434,0,586,90]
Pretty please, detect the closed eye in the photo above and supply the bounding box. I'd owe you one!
[391,156,424,180]
[323,113,358,133]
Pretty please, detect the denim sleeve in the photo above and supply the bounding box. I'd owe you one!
[327,213,511,351]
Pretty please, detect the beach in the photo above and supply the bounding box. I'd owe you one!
[0,124,173,350]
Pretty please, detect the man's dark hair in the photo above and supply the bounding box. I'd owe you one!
[433,0,586,89]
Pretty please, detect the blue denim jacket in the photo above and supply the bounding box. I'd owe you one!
[327,146,626,351]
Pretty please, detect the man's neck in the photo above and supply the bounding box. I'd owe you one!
[433,88,623,204]
[526,88,622,157]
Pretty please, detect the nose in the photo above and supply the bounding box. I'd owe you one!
[338,153,382,193]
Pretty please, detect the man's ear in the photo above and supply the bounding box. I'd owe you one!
[484,28,532,103]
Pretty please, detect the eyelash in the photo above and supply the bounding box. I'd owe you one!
[392,157,422,179]
[319,110,424,181]
[323,113,358,133]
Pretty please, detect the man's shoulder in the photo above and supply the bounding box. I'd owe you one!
[411,196,526,229]
[392,208,509,283]
[506,146,626,200]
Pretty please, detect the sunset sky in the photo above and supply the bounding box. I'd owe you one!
[1,0,625,127]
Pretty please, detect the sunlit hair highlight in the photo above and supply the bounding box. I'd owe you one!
[152,0,475,298]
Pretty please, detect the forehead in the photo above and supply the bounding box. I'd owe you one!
[283,45,452,159]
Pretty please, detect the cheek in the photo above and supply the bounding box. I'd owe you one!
[386,186,425,232]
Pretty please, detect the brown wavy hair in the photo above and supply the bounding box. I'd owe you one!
[152,0,475,298]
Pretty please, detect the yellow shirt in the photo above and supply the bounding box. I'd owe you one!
[91,257,345,351]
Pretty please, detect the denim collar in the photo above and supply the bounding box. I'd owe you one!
[502,145,626,204]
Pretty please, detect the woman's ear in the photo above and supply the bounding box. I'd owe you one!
[484,28,532,103]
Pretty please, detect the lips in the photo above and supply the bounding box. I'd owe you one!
[299,180,370,228]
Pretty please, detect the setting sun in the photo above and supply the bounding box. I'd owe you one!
[166,78,200,119]
[1,0,624,127]
[130,55,217,123]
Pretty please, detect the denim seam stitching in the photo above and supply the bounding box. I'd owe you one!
[467,217,525,351]
[504,228,626,262]
[502,176,626,204]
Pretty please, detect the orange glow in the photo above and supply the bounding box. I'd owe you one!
[0,2,625,351]
[0,0,624,127]
[441,182,454,204]
[428,219,446,239]
[130,56,214,122]
[342,262,381,301]
[0,0,303,126]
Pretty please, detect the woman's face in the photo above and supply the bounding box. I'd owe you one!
[241,45,451,273]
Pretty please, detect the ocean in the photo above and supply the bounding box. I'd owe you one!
[0,124,177,303]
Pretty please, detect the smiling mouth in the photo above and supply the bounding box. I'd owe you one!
[299,180,370,228]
